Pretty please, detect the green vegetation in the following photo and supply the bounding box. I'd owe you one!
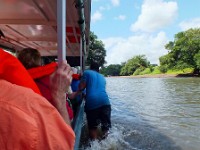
[160,28,200,75]
[97,28,200,77]
[166,68,194,74]
[150,66,161,75]
[86,32,106,68]
[120,55,150,76]
[139,68,151,75]
[100,64,122,76]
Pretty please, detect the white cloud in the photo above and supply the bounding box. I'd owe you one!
[130,0,178,32]
[99,6,106,11]
[114,15,126,20]
[111,0,120,7]
[91,11,102,23]
[102,31,169,65]
[99,5,111,11]
[179,18,200,31]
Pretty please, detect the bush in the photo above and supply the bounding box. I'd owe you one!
[159,65,168,73]
[166,68,194,74]
[151,66,161,74]
[183,68,194,73]
[174,61,192,70]
[133,67,145,75]
[139,68,151,75]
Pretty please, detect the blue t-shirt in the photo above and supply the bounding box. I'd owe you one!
[71,79,80,92]
[81,70,110,110]
[71,79,81,102]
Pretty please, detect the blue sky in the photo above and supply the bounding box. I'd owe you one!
[90,0,200,65]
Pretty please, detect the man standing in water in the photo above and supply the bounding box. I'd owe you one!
[78,62,111,140]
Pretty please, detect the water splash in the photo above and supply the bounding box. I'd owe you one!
[83,125,139,150]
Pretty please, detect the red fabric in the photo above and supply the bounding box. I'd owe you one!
[35,76,52,104]
[72,74,80,80]
[28,63,56,105]
[66,102,74,121]
[28,62,57,79]
[0,49,41,95]
[28,63,74,121]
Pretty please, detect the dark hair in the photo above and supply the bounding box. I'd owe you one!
[17,48,41,69]
[90,62,99,72]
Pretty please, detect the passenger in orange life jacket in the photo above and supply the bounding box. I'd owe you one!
[17,48,75,121]
[0,49,75,149]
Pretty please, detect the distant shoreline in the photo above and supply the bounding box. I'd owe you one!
[107,73,200,78]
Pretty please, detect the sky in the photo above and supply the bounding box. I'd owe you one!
[90,0,200,65]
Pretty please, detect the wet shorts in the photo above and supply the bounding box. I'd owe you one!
[85,105,111,131]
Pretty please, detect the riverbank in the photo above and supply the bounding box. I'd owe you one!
[112,73,199,78]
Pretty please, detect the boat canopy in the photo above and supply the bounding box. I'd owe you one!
[0,0,91,66]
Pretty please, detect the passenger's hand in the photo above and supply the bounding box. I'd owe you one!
[50,60,73,94]
[68,91,79,100]
[49,60,73,125]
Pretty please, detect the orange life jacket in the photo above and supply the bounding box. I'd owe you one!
[0,49,41,95]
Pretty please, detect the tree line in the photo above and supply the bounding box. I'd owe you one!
[87,28,200,76]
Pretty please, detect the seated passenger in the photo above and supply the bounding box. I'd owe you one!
[17,48,75,121]
[0,49,75,149]
[70,67,86,116]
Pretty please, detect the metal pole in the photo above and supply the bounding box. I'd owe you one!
[80,36,83,74]
[57,0,66,64]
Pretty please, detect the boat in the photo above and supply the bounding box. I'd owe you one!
[0,0,91,149]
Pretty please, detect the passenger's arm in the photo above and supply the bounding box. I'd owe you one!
[68,92,78,99]
[49,60,73,125]
[67,81,86,100]
[67,86,77,99]
[78,81,86,92]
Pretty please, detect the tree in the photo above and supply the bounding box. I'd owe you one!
[99,66,108,76]
[194,52,200,74]
[105,64,122,76]
[86,32,106,67]
[194,52,200,69]
[120,55,150,76]
[159,53,175,69]
[163,28,200,74]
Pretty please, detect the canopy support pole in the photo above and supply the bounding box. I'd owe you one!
[76,0,86,68]
[80,36,83,74]
[57,0,66,63]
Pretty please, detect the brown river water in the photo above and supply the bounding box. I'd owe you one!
[82,77,200,150]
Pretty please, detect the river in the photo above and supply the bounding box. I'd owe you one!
[83,77,200,150]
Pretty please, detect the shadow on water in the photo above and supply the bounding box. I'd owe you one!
[175,73,200,78]
[79,113,182,150]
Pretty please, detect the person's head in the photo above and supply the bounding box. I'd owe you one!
[72,67,78,74]
[17,48,41,69]
[90,62,99,72]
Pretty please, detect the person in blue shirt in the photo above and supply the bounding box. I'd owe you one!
[78,62,111,140]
